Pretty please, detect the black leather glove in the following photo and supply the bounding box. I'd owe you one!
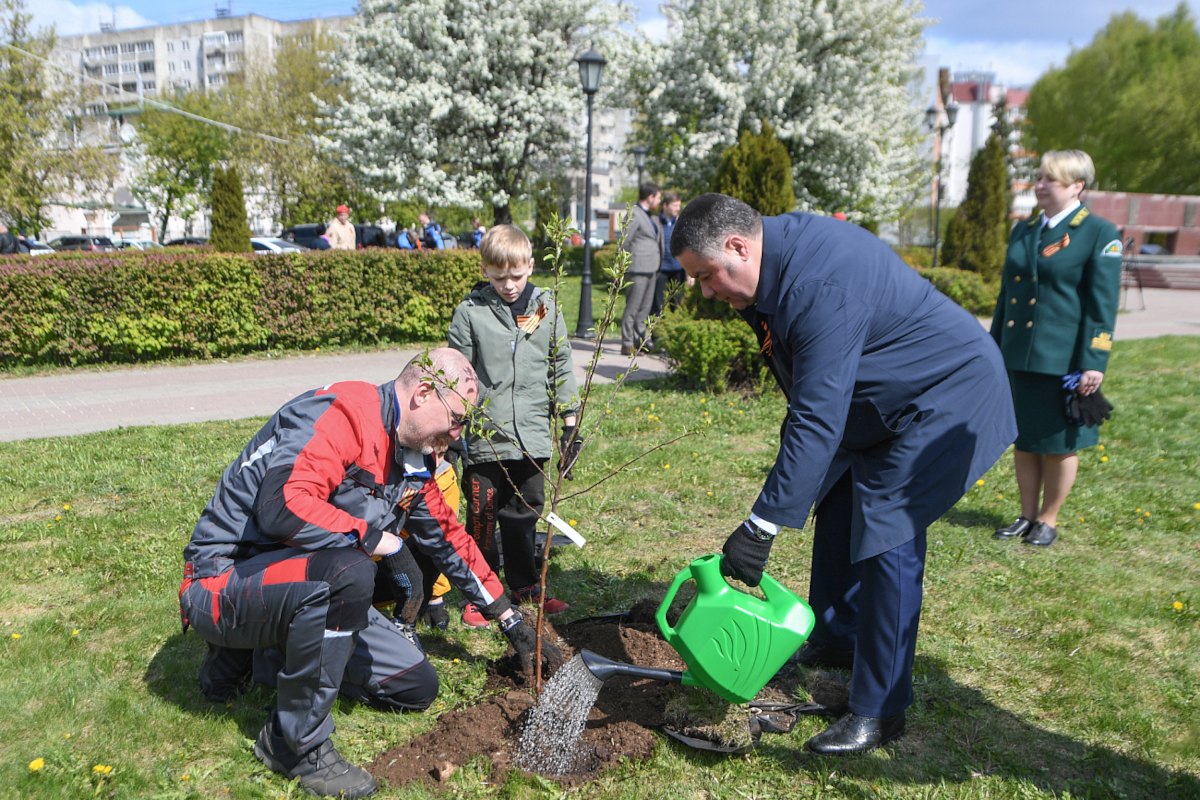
[558,425,582,480]
[1076,389,1113,428]
[378,546,424,624]
[720,521,775,588]
[502,612,564,674]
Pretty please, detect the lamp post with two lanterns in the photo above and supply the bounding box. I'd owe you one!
[925,102,958,269]
[573,48,605,339]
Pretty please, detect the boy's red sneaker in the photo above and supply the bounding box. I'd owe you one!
[461,603,490,630]
[513,586,570,615]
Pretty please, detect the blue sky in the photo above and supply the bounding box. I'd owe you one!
[35,0,1200,87]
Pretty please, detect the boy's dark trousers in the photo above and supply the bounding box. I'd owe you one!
[464,457,547,593]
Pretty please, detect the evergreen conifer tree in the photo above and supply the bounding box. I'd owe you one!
[945,133,1010,281]
[209,165,253,253]
[711,123,796,216]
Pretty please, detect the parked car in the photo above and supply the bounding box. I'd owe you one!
[280,224,323,248]
[116,239,165,251]
[251,237,309,254]
[47,235,118,252]
[25,239,55,256]
[164,237,208,247]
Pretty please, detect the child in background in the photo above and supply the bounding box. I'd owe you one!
[448,225,579,629]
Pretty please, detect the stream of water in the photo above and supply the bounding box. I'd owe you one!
[515,654,605,776]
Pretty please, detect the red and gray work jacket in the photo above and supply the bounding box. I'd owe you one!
[182,380,508,613]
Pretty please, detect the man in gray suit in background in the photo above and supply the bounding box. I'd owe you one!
[619,183,664,355]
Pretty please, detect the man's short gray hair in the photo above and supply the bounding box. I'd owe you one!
[397,347,477,397]
[669,193,763,259]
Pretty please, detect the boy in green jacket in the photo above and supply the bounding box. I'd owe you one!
[448,225,580,629]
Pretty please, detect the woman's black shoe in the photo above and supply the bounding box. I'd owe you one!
[1024,521,1057,547]
[805,712,906,755]
[993,516,1032,540]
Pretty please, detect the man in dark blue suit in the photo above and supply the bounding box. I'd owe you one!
[672,194,1016,755]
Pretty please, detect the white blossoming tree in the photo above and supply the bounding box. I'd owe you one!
[624,0,926,221]
[320,0,632,226]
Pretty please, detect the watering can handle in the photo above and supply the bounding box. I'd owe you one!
[655,562,695,641]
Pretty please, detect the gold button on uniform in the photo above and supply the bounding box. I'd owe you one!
[1011,298,1017,304]
[1015,276,1021,282]
[1007,320,1014,327]
[1026,321,1033,328]
[1029,298,1036,305]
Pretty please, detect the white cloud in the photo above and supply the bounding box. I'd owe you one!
[31,0,154,38]
[923,35,1072,88]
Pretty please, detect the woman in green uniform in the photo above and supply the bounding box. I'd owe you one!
[990,150,1123,548]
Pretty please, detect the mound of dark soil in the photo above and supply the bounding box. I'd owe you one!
[367,611,823,789]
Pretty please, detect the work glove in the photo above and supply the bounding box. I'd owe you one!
[501,611,564,674]
[720,521,775,588]
[378,545,424,624]
[422,601,449,631]
[558,425,582,480]
[1073,389,1114,428]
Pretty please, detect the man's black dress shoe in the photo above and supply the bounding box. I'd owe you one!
[993,516,1032,540]
[1024,521,1057,547]
[805,712,906,755]
[788,643,855,670]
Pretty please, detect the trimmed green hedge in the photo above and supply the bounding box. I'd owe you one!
[0,249,483,367]
[915,267,998,317]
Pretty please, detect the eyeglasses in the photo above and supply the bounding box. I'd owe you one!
[436,390,468,428]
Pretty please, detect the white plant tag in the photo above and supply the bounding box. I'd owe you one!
[545,512,586,548]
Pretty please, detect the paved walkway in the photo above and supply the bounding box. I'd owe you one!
[0,340,669,442]
[1,286,1196,442]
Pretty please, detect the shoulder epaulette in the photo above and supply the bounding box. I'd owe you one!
[1069,206,1090,228]
[1026,216,1040,227]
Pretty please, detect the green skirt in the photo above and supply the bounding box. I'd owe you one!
[1009,370,1099,454]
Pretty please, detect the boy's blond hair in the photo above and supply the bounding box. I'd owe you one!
[479,224,532,270]
[1040,150,1095,190]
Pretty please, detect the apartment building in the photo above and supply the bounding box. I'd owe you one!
[56,14,351,110]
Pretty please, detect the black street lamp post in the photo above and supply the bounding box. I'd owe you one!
[632,144,647,189]
[925,103,959,269]
[574,48,606,339]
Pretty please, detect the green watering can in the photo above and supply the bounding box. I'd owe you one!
[579,554,816,704]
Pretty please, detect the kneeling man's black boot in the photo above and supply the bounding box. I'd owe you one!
[254,713,377,798]
[805,712,906,756]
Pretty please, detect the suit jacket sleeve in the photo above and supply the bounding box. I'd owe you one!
[751,282,872,529]
[1076,222,1122,373]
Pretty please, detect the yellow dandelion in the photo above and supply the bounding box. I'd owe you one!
[975,479,985,486]
[605,409,610,414]
[63,504,70,510]
[55,515,61,521]
[738,410,744,414]
[707,491,713,496]
[664,464,670,469]
[65,733,70,739]
[1174,601,1184,611]
[650,403,655,408]
[1098,445,1105,451]
[92,764,112,774]
[1144,512,1151,517]
[692,452,698,457]
[29,758,44,771]
[1100,456,1108,462]
[315,347,320,351]
[1136,508,1141,513]
[182,775,190,781]
[1135,518,1143,524]
[700,398,706,403]
[728,402,734,406]
[998,494,1004,499]
[1079,517,1085,522]
[1194,503,1200,510]
[11,633,19,639]
[453,658,461,663]
[72,629,79,636]
[568,519,577,526]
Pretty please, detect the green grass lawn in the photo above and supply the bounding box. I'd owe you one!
[1,336,1197,799]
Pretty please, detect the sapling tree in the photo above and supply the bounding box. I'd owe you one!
[423,211,698,690]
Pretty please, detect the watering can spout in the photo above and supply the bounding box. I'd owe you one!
[579,649,685,685]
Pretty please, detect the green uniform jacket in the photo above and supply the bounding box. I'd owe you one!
[989,204,1123,375]
[448,282,579,463]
